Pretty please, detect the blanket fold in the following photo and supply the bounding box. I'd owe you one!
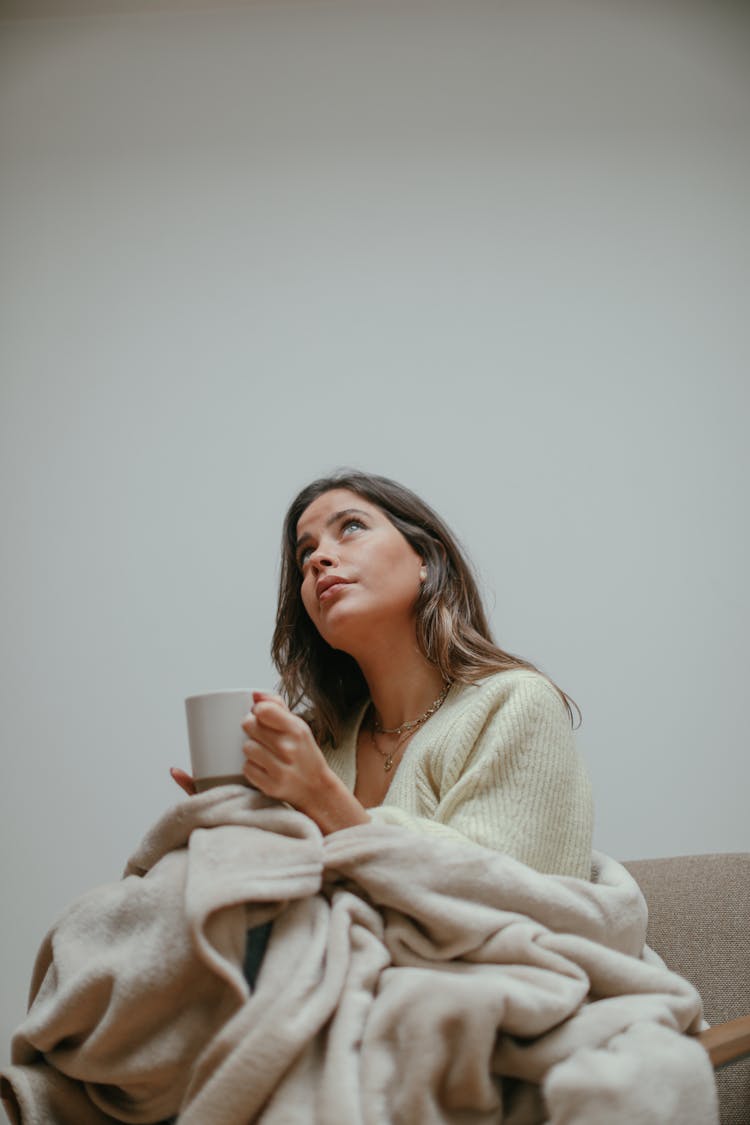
[1,786,718,1124]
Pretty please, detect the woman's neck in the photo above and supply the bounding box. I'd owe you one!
[354,640,447,732]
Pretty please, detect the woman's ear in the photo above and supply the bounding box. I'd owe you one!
[419,563,428,583]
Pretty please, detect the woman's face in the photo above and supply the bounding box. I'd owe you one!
[295,488,424,654]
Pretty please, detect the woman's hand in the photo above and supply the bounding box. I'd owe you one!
[242,691,369,834]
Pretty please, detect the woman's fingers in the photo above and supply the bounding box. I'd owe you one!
[251,690,287,722]
[242,740,278,791]
[243,738,277,772]
[170,767,197,797]
[243,699,294,737]
[241,696,325,811]
[252,700,301,735]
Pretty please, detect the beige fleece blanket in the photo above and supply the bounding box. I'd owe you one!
[1,787,718,1124]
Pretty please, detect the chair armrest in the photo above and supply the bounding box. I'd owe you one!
[695,1014,750,1067]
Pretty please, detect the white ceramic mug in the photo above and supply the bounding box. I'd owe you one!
[184,689,254,792]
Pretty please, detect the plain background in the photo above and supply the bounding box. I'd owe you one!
[1,0,748,1066]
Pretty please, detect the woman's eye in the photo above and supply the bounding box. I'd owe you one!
[297,519,366,569]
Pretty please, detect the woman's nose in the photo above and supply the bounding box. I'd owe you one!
[310,545,338,570]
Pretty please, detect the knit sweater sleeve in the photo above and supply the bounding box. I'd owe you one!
[367,673,593,879]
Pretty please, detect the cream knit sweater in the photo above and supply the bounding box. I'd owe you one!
[324,668,594,880]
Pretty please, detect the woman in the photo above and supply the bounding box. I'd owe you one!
[173,469,593,881]
[3,472,708,1125]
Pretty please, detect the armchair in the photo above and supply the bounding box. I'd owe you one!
[623,852,750,1124]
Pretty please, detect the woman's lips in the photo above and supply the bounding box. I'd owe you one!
[318,580,351,603]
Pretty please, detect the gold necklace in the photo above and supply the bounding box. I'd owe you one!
[372,682,451,736]
[369,725,413,774]
[369,682,451,772]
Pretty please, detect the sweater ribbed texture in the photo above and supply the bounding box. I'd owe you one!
[324,668,594,880]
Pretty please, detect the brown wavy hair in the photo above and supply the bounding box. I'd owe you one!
[272,469,578,745]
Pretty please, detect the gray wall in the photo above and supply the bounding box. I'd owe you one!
[1,0,748,1063]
